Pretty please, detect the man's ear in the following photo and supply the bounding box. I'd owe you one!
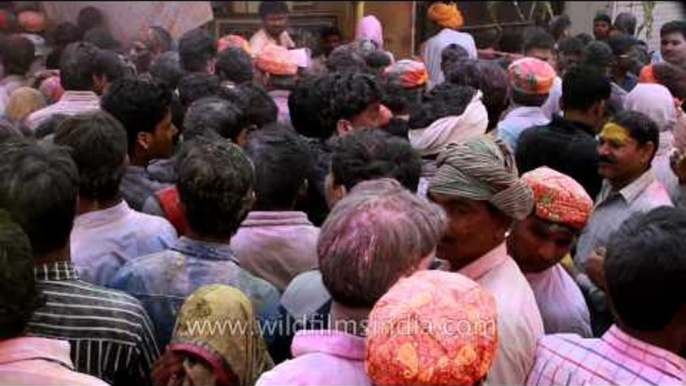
[92,74,107,94]
[137,131,153,152]
[639,141,656,164]
[336,119,353,137]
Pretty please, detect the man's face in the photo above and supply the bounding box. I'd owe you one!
[526,48,554,64]
[147,111,178,160]
[557,51,580,74]
[597,124,653,185]
[661,32,686,67]
[428,193,506,271]
[594,21,611,40]
[323,34,342,56]
[263,13,288,38]
[507,216,577,273]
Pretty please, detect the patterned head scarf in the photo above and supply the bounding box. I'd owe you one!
[428,2,464,30]
[507,57,556,95]
[170,284,274,386]
[366,270,498,386]
[218,34,252,55]
[18,11,45,33]
[384,59,429,89]
[429,135,534,220]
[521,167,593,230]
[256,44,298,75]
[38,75,64,105]
[624,83,677,132]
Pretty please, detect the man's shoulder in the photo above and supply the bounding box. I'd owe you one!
[42,277,149,315]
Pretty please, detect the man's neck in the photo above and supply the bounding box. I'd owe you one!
[609,169,648,192]
[563,111,597,132]
[187,231,232,245]
[34,245,70,267]
[329,301,370,337]
[617,322,684,358]
[77,196,123,215]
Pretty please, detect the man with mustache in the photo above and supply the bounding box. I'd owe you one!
[574,110,673,336]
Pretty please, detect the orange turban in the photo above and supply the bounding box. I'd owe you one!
[366,270,498,386]
[18,11,45,33]
[217,34,252,55]
[428,2,464,30]
[256,44,298,75]
[639,65,657,84]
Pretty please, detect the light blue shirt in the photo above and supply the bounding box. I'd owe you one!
[496,106,550,152]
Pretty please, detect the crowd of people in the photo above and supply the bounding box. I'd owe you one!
[0,1,685,385]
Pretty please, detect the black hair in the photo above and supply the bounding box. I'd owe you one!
[580,41,614,70]
[549,14,572,41]
[326,45,368,74]
[318,73,383,137]
[0,119,20,145]
[0,34,35,76]
[558,36,584,55]
[614,12,637,36]
[178,28,217,73]
[53,112,127,201]
[234,83,278,129]
[101,77,172,153]
[149,26,173,52]
[363,50,392,71]
[562,65,611,111]
[605,206,686,331]
[575,32,594,46]
[77,6,104,33]
[150,51,184,90]
[59,42,103,91]
[440,43,469,74]
[176,136,254,238]
[610,110,660,161]
[498,31,524,54]
[45,22,83,69]
[608,33,637,56]
[594,13,612,25]
[523,27,555,54]
[258,1,289,19]
[383,83,423,116]
[288,74,323,138]
[244,124,312,210]
[0,141,79,256]
[83,27,122,52]
[183,96,247,143]
[409,83,476,129]
[331,129,421,192]
[661,20,686,39]
[321,26,341,39]
[511,89,549,107]
[34,114,69,140]
[0,209,41,340]
[216,47,254,84]
[178,73,221,109]
[95,49,132,83]
[652,62,686,101]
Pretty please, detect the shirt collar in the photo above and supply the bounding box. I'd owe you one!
[74,200,131,228]
[598,169,656,205]
[603,325,686,382]
[0,337,74,369]
[291,330,366,361]
[241,211,313,228]
[172,236,239,263]
[553,115,596,136]
[59,91,99,103]
[458,243,509,281]
[506,105,547,118]
[34,261,79,281]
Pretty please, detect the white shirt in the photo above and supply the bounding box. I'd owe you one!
[423,28,478,89]
[458,243,544,386]
[71,200,177,286]
[526,264,592,337]
[496,106,550,152]
[541,76,562,120]
[250,28,295,55]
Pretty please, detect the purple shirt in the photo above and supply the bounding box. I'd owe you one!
[256,330,371,386]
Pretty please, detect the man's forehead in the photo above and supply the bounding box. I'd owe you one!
[663,31,686,42]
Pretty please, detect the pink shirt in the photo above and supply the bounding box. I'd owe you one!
[0,337,108,385]
[458,243,545,385]
[27,91,100,131]
[527,325,686,385]
[256,330,371,386]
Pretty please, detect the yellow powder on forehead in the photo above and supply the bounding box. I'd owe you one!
[600,122,630,144]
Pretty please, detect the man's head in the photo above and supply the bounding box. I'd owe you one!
[580,40,614,76]
[0,209,41,340]
[549,14,572,42]
[84,27,123,52]
[0,34,35,76]
[244,124,311,211]
[326,129,422,208]
[508,167,593,273]
[101,78,177,163]
[229,83,278,129]
[614,12,637,36]
[130,25,173,74]
[604,207,686,338]
[77,6,104,33]
[523,27,556,64]
[507,57,556,108]
[556,36,584,75]
[259,1,289,39]
[408,83,477,130]
[597,110,659,187]
[608,33,638,74]
[53,112,128,204]
[150,51,184,90]
[660,21,686,68]
[320,26,342,57]
[440,43,469,76]
[382,59,428,116]
[319,178,447,308]
[216,47,254,85]
[94,49,133,87]
[52,22,83,48]
[325,44,368,74]
[183,96,248,145]
[178,28,217,74]
[560,65,611,131]
[176,136,254,240]
[59,42,107,93]
[177,73,221,110]
[428,136,534,269]
[0,141,79,258]
[593,13,612,41]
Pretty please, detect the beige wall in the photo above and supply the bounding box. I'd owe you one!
[362,1,416,58]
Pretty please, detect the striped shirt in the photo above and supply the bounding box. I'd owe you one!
[526,325,686,385]
[26,261,160,386]
[26,91,100,131]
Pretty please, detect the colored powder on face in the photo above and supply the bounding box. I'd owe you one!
[600,122,630,145]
